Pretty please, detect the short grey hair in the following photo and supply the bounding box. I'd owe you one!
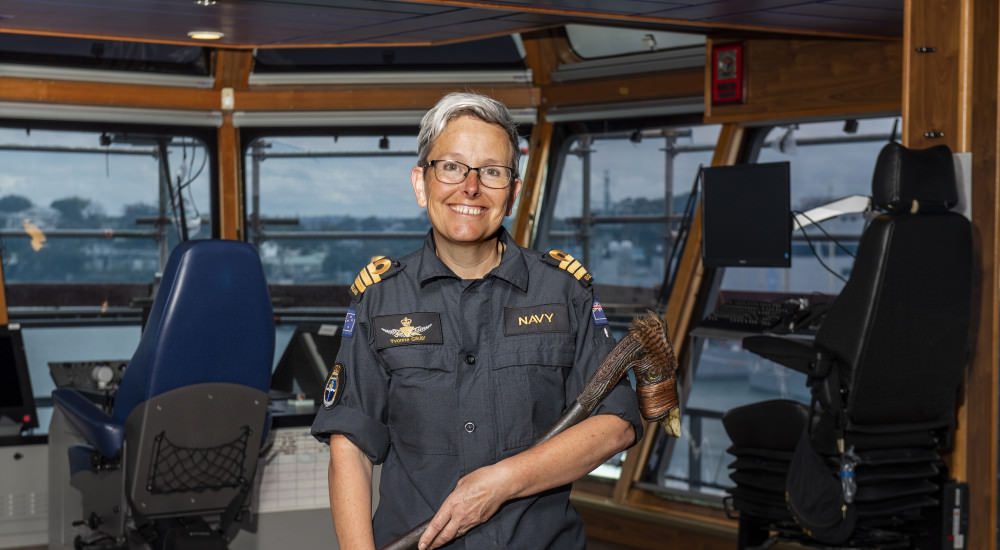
[417,92,520,178]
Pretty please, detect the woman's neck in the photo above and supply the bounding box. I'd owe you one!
[433,232,504,280]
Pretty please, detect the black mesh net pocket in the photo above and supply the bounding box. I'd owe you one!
[146,427,251,494]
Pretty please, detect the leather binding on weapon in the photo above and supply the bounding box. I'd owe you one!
[379,313,681,550]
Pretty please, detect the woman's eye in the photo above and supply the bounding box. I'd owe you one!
[441,161,461,172]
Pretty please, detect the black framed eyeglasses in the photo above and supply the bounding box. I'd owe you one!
[423,159,515,189]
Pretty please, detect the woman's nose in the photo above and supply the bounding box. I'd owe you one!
[461,169,482,195]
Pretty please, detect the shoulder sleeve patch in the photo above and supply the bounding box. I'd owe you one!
[350,256,403,299]
[541,249,593,287]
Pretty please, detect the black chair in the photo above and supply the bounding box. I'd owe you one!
[722,142,972,548]
[49,240,275,549]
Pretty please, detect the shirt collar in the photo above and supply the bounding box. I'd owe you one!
[416,227,529,292]
[490,227,529,292]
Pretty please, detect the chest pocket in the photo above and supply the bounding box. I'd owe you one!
[381,345,457,455]
[492,335,575,452]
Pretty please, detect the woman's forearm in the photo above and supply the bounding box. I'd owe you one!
[328,435,376,550]
[498,414,634,500]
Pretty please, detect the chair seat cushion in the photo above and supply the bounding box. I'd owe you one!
[53,388,124,458]
[855,479,938,502]
[856,495,937,518]
[723,399,807,452]
[729,456,789,474]
[856,461,939,482]
[730,470,786,494]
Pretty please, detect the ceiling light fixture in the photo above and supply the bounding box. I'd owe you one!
[194,0,217,5]
[187,30,224,40]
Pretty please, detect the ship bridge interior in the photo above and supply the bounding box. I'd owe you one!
[0,1,996,549]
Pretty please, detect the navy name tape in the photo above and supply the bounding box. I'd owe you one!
[503,303,570,336]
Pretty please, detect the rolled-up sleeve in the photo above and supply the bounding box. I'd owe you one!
[311,302,391,464]
[565,289,644,445]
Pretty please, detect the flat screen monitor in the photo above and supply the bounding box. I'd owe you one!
[0,325,38,431]
[702,162,792,268]
[271,322,342,401]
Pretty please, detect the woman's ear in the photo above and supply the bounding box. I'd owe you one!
[411,166,428,208]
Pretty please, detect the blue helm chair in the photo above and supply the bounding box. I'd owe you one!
[50,240,274,549]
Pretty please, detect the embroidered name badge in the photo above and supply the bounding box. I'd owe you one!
[373,312,443,349]
[323,363,345,409]
[343,306,357,338]
[503,304,570,336]
[591,295,609,326]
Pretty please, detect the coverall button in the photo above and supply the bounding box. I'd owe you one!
[464,422,476,433]
[465,354,476,365]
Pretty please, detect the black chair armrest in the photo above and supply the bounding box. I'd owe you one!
[742,335,816,375]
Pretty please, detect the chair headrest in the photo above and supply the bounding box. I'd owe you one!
[872,142,957,214]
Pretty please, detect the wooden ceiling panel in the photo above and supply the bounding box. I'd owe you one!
[646,0,820,20]
[710,11,898,37]
[0,0,904,48]
[815,0,902,10]
[294,9,520,45]
[772,3,903,22]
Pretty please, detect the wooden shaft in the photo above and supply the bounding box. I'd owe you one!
[378,317,676,550]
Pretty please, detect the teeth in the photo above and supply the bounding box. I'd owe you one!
[451,205,485,216]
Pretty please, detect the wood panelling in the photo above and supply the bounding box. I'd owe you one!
[521,29,577,88]
[214,49,253,91]
[0,78,537,113]
[950,0,999,547]
[0,77,218,110]
[542,68,703,108]
[512,114,553,247]
[217,113,241,240]
[232,85,539,111]
[902,0,964,148]
[705,38,902,124]
[575,491,734,550]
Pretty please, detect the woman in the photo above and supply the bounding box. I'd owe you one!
[311,92,641,550]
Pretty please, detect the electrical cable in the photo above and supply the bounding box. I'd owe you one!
[792,215,848,283]
[793,210,857,258]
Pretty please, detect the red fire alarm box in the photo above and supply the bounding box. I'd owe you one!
[712,43,744,104]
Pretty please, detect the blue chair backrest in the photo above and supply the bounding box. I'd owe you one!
[112,240,274,425]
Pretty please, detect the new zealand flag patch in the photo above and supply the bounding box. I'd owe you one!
[591,295,608,326]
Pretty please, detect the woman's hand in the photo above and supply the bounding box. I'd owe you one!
[417,463,514,550]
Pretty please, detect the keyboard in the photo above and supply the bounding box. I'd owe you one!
[700,299,797,332]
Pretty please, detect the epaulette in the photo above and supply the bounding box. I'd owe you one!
[350,256,403,299]
[541,249,593,287]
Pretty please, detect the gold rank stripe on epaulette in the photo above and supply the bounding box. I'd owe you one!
[351,256,394,297]
[545,249,594,284]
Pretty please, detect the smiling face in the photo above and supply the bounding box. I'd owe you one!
[411,115,522,247]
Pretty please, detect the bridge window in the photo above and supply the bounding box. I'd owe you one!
[0,123,215,436]
[0,125,215,288]
[244,133,528,293]
[542,125,720,301]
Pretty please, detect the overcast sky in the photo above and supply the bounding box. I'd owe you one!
[0,117,897,224]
